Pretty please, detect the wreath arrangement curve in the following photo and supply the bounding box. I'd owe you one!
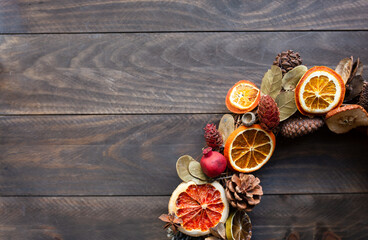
[159,50,368,240]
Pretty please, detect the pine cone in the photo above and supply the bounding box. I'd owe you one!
[273,50,302,74]
[358,82,368,111]
[258,95,280,131]
[204,124,223,149]
[280,117,324,138]
[225,173,263,212]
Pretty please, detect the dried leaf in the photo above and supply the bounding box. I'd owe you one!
[335,56,353,84]
[188,161,208,181]
[218,114,234,143]
[344,75,365,102]
[210,223,226,239]
[261,65,283,100]
[282,65,308,90]
[356,59,363,76]
[205,237,221,240]
[349,58,360,81]
[176,155,196,182]
[275,91,297,121]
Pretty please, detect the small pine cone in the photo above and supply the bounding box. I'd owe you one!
[204,124,223,149]
[358,82,368,111]
[258,95,280,131]
[225,173,263,212]
[280,117,324,138]
[273,50,302,74]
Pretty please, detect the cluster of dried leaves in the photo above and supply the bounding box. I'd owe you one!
[176,155,209,184]
[261,65,308,121]
[335,56,364,102]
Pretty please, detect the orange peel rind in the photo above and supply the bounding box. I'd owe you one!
[295,66,345,116]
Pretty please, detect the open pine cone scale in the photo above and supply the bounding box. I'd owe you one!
[225,173,263,211]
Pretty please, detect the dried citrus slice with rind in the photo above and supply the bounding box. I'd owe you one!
[226,80,261,114]
[295,66,345,115]
[168,181,229,237]
[226,210,252,240]
[224,124,275,173]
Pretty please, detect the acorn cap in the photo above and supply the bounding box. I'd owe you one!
[325,105,368,134]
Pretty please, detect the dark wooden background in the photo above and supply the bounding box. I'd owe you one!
[0,1,367,239]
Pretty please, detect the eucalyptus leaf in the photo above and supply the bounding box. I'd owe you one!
[218,114,234,143]
[335,57,353,84]
[275,91,297,121]
[176,155,196,182]
[188,161,208,182]
[282,65,308,91]
[261,65,283,100]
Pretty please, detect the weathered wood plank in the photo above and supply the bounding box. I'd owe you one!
[0,194,367,239]
[0,0,367,33]
[0,32,367,114]
[0,115,367,195]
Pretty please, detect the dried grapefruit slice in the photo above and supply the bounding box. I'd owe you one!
[168,181,229,237]
[224,124,275,173]
[295,66,345,115]
[226,80,261,114]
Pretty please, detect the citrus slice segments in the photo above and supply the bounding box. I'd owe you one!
[168,181,229,237]
[295,66,345,115]
[226,210,252,240]
[226,80,261,114]
[224,124,275,173]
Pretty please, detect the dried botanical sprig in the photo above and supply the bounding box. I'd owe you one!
[205,223,226,240]
[159,213,183,234]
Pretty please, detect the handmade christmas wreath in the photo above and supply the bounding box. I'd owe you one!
[159,50,368,240]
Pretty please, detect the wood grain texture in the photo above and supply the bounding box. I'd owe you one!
[0,194,367,239]
[0,0,367,33]
[0,32,367,114]
[0,115,367,195]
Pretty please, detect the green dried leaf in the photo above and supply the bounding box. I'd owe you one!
[275,91,297,121]
[282,65,308,91]
[218,114,234,143]
[176,155,208,184]
[176,155,195,182]
[188,161,208,182]
[261,65,283,100]
[335,56,353,84]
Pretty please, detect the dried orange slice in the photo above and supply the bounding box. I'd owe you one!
[168,181,229,237]
[224,124,275,173]
[226,80,261,114]
[295,66,345,115]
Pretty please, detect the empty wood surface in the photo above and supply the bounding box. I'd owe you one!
[1,0,367,33]
[0,32,367,114]
[0,114,367,196]
[0,194,367,240]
